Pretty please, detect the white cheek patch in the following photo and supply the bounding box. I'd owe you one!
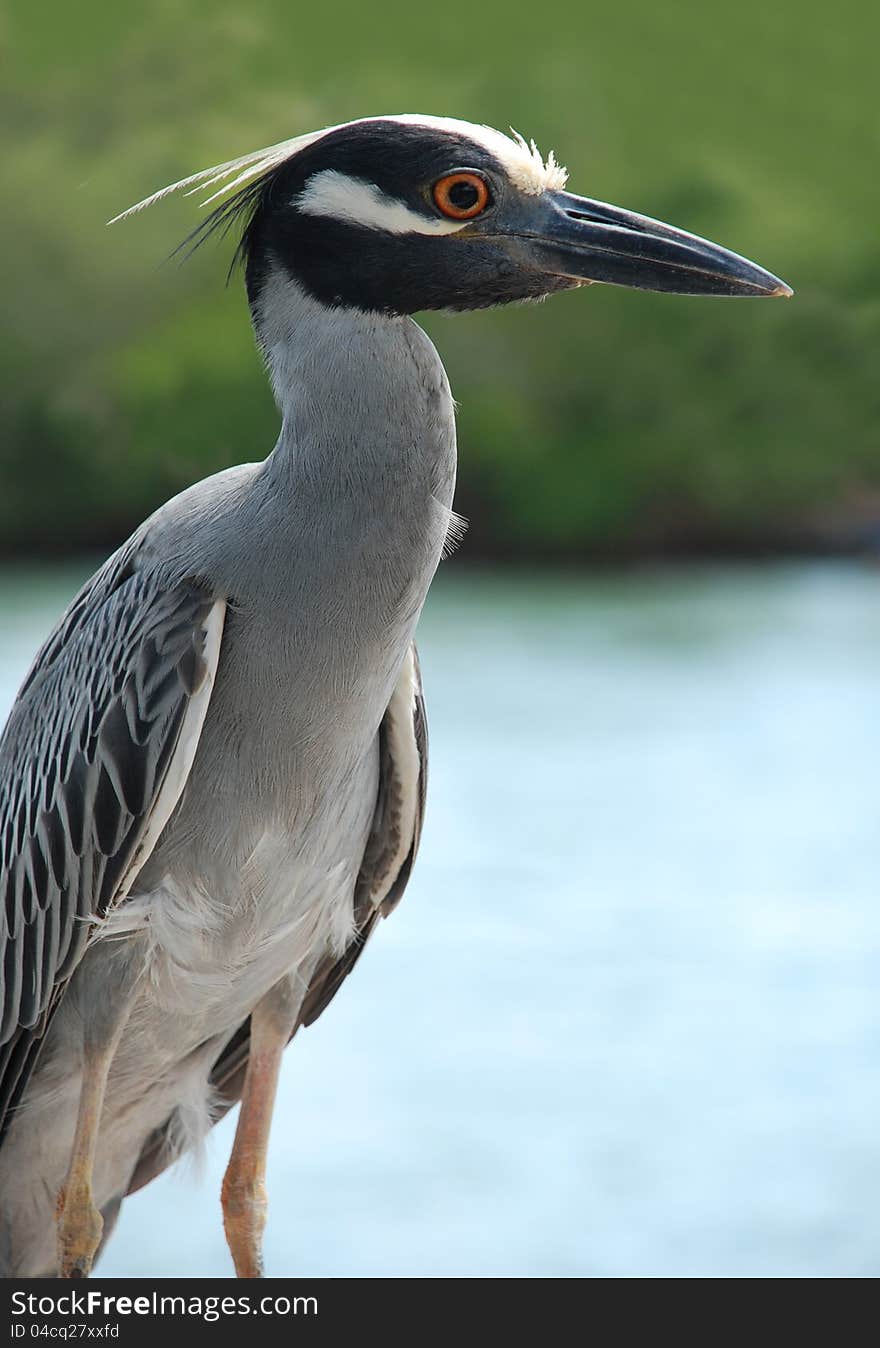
[297,170,469,236]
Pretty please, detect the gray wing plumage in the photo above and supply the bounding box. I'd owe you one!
[125,643,428,1197]
[0,550,224,1140]
[299,642,428,1025]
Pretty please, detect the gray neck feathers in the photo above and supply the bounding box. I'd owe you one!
[248,268,459,634]
[253,269,456,511]
[140,270,460,772]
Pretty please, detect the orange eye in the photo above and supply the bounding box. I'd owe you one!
[432,172,491,220]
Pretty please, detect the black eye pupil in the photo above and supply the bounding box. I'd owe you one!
[447,181,479,209]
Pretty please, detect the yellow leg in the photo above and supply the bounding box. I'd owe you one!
[221,981,298,1279]
[56,1045,115,1279]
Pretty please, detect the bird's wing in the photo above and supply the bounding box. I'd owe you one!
[0,551,225,1141]
[299,641,428,1025]
[125,642,428,1196]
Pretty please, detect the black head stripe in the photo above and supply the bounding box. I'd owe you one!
[286,121,508,216]
[189,119,562,316]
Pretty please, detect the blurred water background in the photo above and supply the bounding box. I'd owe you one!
[2,560,878,1278]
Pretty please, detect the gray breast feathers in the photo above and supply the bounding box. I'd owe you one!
[125,644,428,1197]
[0,552,225,1141]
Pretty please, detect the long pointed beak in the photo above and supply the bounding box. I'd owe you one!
[506,190,792,298]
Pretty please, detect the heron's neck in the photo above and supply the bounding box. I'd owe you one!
[252,269,456,511]
[245,269,458,713]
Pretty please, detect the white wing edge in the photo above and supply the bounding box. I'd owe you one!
[113,598,227,908]
[371,645,422,908]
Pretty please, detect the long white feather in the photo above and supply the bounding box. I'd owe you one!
[108,115,567,225]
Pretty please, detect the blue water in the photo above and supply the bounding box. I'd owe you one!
[1,561,878,1278]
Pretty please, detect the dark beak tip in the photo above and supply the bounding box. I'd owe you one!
[536,190,794,301]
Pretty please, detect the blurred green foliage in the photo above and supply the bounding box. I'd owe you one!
[1,0,877,558]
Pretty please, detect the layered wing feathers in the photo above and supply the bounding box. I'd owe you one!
[0,557,223,1066]
[125,642,428,1196]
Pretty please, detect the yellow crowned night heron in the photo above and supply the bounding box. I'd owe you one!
[0,114,791,1279]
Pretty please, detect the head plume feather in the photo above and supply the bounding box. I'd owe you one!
[107,116,568,268]
[107,124,347,226]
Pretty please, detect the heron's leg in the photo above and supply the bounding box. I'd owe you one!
[56,953,142,1279]
[221,978,299,1279]
[55,1044,115,1278]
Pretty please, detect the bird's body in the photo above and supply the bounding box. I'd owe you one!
[0,282,454,1275]
[0,114,788,1278]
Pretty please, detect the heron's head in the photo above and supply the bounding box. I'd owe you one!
[117,114,791,315]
